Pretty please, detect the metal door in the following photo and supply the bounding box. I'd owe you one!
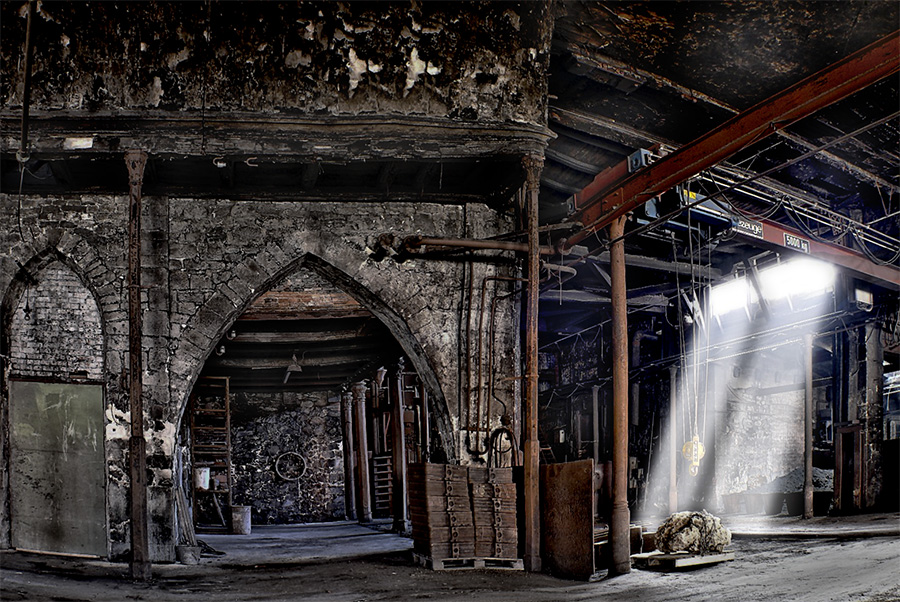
[9,381,106,556]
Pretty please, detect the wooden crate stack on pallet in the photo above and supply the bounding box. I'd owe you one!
[468,467,518,560]
[409,463,521,569]
[408,463,475,560]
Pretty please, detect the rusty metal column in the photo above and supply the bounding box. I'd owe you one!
[668,364,678,516]
[609,215,630,575]
[341,390,357,521]
[803,334,814,519]
[522,155,543,573]
[125,150,151,582]
[391,369,409,534]
[352,381,372,523]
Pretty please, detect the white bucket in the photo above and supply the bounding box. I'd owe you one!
[193,467,210,490]
[230,505,251,535]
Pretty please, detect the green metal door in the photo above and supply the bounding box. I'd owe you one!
[9,381,106,557]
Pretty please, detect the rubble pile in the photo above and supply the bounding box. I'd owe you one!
[655,510,732,555]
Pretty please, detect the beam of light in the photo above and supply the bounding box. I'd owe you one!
[640,256,836,525]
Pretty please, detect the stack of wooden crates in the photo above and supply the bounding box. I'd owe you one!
[409,463,521,570]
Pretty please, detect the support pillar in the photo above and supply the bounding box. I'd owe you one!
[668,365,678,516]
[862,322,884,509]
[125,149,151,582]
[352,381,372,523]
[391,368,409,534]
[609,215,630,575]
[522,155,542,573]
[341,390,357,521]
[803,334,814,519]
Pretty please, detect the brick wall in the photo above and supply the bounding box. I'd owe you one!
[8,261,103,381]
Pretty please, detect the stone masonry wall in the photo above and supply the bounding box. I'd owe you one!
[230,391,344,524]
[0,193,172,560]
[8,261,104,381]
[1,192,518,560]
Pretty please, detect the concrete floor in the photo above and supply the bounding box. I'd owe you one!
[1,514,898,601]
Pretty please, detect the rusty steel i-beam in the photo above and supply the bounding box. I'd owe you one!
[126,149,151,582]
[565,30,900,246]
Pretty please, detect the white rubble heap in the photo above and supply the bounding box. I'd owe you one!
[655,510,732,555]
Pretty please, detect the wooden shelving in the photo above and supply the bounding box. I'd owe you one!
[190,376,232,533]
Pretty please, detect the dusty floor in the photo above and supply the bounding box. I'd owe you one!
[1,516,898,602]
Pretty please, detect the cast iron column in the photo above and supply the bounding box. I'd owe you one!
[522,155,543,573]
[804,334,815,519]
[352,381,372,523]
[126,150,151,582]
[391,367,409,533]
[609,215,630,575]
[341,390,357,521]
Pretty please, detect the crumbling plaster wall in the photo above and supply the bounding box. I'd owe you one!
[1,1,551,124]
[0,193,518,560]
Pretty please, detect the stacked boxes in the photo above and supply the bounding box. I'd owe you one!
[409,463,518,562]
[408,463,475,559]
[468,467,518,559]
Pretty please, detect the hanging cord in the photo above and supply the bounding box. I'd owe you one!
[16,0,36,242]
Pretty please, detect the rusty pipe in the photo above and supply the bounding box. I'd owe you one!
[404,235,556,256]
[488,286,524,423]
[469,275,527,456]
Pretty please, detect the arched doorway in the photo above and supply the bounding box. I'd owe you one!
[2,258,106,556]
[177,262,433,544]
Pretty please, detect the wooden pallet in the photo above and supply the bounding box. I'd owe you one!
[414,553,524,571]
[631,550,735,571]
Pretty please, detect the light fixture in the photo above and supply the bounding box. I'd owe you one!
[215,345,226,356]
[854,287,873,312]
[710,277,757,316]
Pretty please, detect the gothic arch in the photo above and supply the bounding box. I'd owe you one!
[171,251,455,462]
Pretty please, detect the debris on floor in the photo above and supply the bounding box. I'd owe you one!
[654,510,732,554]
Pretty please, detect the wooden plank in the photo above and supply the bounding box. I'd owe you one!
[414,553,524,571]
[631,550,735,570]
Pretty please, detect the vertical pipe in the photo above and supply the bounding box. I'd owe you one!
[668,364,678,516]
[522,155,542,573]
[609,215,630,575]
[804,334,814,519]
[352,381,372,523]
[341,390,357,521]
[391,371,409,533]
[592,385,601,467]
[18,0,35,162]
[421,386,431,462]
[125,150,150,582]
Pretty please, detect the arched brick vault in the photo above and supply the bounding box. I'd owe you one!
[0,236,116,551]
[170,250,456,463]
